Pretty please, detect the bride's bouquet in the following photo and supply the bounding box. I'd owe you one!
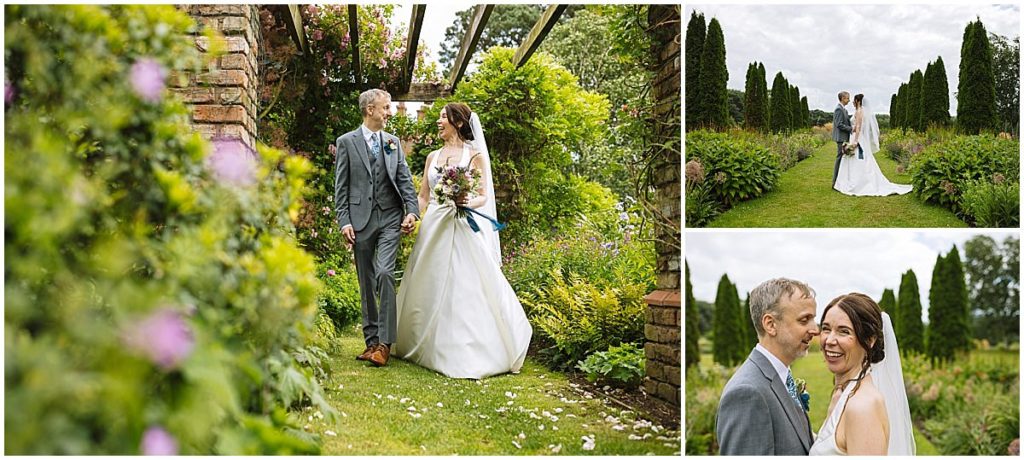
[433,164,482,217]
[841,142,858,157]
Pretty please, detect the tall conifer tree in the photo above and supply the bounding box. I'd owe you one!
[908,70,925,131]
[685,261,700,369]
[684,11,706,131]
[713,274,739,366]
[695,18,729,130]
[958,19,997,134]
[769,72,790,133]
[890,93,899,129]
[923,58,951,128]
[898,269,925,354]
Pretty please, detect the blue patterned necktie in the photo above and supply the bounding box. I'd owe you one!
[785,370,802,409]
[369,132,381,161]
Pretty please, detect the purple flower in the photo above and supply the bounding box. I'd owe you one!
[130,58,168,103]
[327,269,336,277]
[5,79,13,105]
[208,137,257,186]
[125,308,195,370]
[312,29,324,41]
[141,426,178,455]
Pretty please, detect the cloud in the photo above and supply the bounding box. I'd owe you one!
[686,4,1020,115]
[685,231,1017,321]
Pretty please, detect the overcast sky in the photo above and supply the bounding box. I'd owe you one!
[686,230,1019,322]
[686,4,1021,115]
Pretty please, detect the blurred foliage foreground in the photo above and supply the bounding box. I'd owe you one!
[5,5,338,454]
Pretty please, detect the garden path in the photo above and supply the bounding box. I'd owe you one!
[708,143,966,227]
[302,327,681,455]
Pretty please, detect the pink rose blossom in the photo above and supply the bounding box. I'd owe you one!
[125,308,194,370]
[130,58,168,103]
[313,29,324,41]
[208,137,258,187]
[141,426,178,455]
[327,269,336,277]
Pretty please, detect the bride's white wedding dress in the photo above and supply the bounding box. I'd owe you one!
[393,144,532,379]
[833,98,913,196]
[809,313,915,455]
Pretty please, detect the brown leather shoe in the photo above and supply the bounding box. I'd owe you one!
[356,344,376,361]
[368,343,390,367]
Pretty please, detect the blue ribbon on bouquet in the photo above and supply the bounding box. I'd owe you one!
[857,143,864,160]
[458,206,507,233]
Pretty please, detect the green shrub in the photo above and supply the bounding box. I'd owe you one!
[685,180,720,228]
[960,179,1020,227]
[910,135,1019,215]
[684,363,732,455]
[576,342,646,389]
[520,270,647,370]
[685,129,780,209]
[317,265,362,332]
[5,5,330,454]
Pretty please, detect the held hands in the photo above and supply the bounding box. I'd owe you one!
[401,213,417,234]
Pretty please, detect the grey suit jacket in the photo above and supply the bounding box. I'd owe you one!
[716,349,813,456]
[832,103,852,143]
[333,128,419,231]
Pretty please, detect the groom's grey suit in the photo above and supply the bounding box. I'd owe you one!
[334,127,419,347]
[716,349,813,455]
[831,102,853,186]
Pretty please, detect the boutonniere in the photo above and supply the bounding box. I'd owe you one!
[795,377,810,412]
[384,138,397,155]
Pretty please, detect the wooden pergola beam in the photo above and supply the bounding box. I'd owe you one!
[401,4,427,93]
[513,4,567,68]
[348,5,362,89]
[448,4,494,92]
[284,5,310,55]
[393,82,450,102]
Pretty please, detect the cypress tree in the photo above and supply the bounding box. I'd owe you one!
[880,286,897,329]
[684,262,700,368]
[958,19,997,134]
[790,85,802,131]
[898,269,925,354]
[927,253,949,362]
[944,246,972,354]
[896,83,909,132]
[684,11,706,131]
[729,282,747,364]
[908,70,925,131]
[713,274,739,366]
[923,58,951,128]
[890,93,899,129]
[743,62,759,130]
[801,96,810,128]
[695,18,729,130]
[769,72,790,133]
[685,261,700,369]
[756,63,770,132]
[928,247,971,363]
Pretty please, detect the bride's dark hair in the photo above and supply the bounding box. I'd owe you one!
[821,293,884,395]
[853,93,864,108]
[444,103,475,141]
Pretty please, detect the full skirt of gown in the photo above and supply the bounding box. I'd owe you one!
[393,202,532,379]
[834,143,913,196]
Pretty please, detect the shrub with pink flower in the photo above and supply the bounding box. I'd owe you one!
[141,426,177,455]
[208,137,258,186]
[129,58,168,103]
[124,308,195,370]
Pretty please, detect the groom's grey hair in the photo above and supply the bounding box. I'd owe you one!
[838,91,849,101]
[359,89,391,115]
[749,278,816,337]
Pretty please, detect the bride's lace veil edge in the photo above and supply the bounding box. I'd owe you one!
[467,111,502,265]
[861,96,881,153]
[874,312,916,455]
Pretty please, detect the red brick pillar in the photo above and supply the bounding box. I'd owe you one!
[175,5,261,148]
[643,5,681,411]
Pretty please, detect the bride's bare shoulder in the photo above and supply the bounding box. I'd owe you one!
[846,378,886,420]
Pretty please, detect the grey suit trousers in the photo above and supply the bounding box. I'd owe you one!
[354,206,403,346]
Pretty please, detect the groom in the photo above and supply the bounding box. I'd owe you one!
[334,89,419,367]
[831,91,853,187]
[716,278,819,455]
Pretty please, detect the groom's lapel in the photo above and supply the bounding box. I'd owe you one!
[382,131,397,178]
[752,353,813,451]
[349,130,372,175]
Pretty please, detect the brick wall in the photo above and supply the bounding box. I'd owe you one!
[175,5,261,148]
[642,5,681,411]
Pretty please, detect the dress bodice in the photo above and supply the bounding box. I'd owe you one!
[809,380,858,456]
[427,145,471,203]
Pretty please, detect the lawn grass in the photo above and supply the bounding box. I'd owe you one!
[302,326,680,455]
[708,143,966,228]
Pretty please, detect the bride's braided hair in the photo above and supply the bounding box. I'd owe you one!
[444,103,475,141]
[821,293,885,396]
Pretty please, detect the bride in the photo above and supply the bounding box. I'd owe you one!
[833,94,913,196]
[810,293,915,455]
[393,102,532,379]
